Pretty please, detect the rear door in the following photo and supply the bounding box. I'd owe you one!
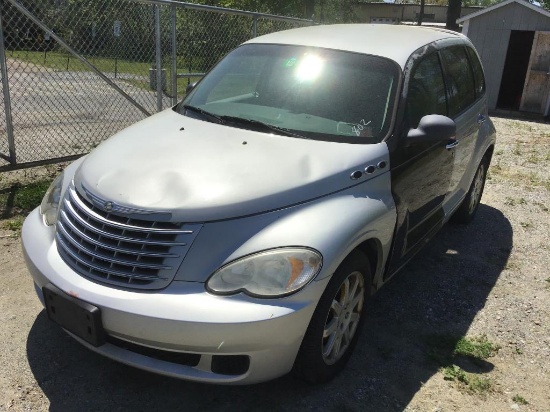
[440,44,488,216]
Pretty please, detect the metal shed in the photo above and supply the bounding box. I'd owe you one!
[458,0,550,114]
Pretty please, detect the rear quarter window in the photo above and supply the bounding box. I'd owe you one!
[466,46,486,98]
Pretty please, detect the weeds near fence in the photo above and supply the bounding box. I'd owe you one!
[0,179,52,219]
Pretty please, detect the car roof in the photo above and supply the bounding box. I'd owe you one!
[245,24,464,69]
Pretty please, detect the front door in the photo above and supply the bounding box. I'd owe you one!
[386,50,454,277]
[520,31,550,114]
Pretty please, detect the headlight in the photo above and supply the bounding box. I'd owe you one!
[39,171,64,226]
[206,248,322,298]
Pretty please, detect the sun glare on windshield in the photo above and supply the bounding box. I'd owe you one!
[295,54,324,83]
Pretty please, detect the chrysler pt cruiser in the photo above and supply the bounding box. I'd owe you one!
[22,24,496,384]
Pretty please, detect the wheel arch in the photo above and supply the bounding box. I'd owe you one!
[484,144,495,164]
[352,237,384,295]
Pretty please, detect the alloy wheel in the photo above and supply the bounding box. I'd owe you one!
[469,164,485,214]
[322,271,365,365]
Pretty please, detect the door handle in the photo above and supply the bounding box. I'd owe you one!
[445,139,459,150]
[477,114,486,125]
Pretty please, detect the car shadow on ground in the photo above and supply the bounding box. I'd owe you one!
[26,204,511,412]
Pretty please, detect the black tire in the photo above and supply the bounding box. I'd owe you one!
[293,250,371,383]
[451,156,489,224]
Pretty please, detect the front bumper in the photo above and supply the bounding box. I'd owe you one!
[22,209,328,384]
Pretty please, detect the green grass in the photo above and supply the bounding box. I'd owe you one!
[8,50,203,98]
[453,335,501,360]
[512,394,529,405]
[13,180,51,211]
[520,221,532,228]
[504,197,516,206]
[10,49,150,76]
[0,179,52,219]
[2,217,23,231]
[427,335,499,396]
[1,217,24,237]
[490,166,549,192]
[442,365,493,394]
[426,334,500,365]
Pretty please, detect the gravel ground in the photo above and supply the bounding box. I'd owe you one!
[0,116,548,411]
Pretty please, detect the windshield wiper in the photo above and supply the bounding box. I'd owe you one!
[182,104,223,123]
[218,115,308,139]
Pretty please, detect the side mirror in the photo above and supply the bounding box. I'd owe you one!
[186,82,197,95]
[407,114,456,144]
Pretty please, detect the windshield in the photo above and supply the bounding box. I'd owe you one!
[179,44,400,143]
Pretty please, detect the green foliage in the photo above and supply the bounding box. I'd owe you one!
[3,0,359,77]
[0,180,52,219]
[314,0,358,23]
[454,335,501,360]
[442,365,493,394]
[428,335,498,395]
[462,0,500,7]
[13,180,51,212]
[2,217,24,232]
[9,50,151,74]
[512,394,529,405]
[427,334,500,364]
[1,217,23,238]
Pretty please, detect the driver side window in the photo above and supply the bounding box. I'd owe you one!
[407,52,447,128]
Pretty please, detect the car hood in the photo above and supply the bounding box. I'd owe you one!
[74,109,389,222]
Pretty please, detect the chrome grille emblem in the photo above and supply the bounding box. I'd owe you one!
[79,183,172,220]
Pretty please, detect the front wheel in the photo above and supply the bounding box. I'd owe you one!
[452,156,489,224]
[293,251,371,383]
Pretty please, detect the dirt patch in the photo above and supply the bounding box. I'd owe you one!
[0,116,548,411]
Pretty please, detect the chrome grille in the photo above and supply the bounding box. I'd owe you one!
[55,184,202,290]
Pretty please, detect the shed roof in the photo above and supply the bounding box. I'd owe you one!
[457,0,550,23]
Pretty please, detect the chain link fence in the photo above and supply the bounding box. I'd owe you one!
[0,0,311,171]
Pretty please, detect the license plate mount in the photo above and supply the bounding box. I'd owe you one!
[42,283,105,347]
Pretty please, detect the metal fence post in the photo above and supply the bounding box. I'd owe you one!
[154,4,163,113]
[171,4,177,106]
[0,0,312,171]
[252,14,258,38]
[0,4,16,165]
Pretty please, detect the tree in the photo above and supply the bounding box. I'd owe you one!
[446,0,461,32]
[418,0,425,25]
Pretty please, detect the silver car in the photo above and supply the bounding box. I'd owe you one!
[22,24,496,384]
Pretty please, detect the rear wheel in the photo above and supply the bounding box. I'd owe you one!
[293,250,371,383]
[452,156,489,224]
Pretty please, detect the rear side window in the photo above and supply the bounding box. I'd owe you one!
[441,46,476,118]
[407,52,447,128]
[466,47,485,97]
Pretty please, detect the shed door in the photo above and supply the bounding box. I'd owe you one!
[520,31,550,114]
